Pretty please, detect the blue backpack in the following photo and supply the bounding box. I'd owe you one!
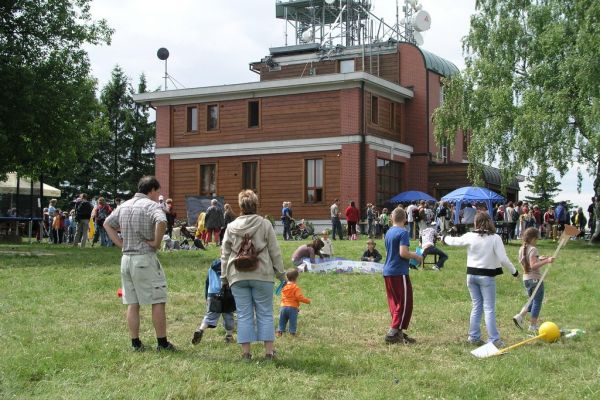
[207,260,222,295]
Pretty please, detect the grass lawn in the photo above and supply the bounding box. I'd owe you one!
[1,236,599,399]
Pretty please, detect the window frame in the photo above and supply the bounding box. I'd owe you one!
[340,59,355,73]
[241,161,259,193]
[376,158,402,208]
[199,163,217,196]
[389,102,396,131]
[304,158,324,204]
[206,103,219,132]
[247,100,260,129]
[186,106,198,133]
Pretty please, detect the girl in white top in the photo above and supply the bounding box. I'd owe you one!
[443,212,519,347]
[512,227,554,332]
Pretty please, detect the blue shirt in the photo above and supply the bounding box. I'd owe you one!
[383,226,411,276]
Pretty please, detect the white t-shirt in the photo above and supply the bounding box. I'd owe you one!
[406,204,417,223]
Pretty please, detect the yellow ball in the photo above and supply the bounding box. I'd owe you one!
[539,321,561,342]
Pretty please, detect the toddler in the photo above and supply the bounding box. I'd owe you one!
[276,268,311,337]
[361,239,382,263]
[192,259,235,345]
[320,230,334,259]
[512,227,554,332]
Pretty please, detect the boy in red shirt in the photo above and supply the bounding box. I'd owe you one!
[276,268,311,337]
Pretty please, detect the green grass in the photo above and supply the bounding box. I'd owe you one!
[1,237,599,399]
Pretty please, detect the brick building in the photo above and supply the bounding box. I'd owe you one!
[134,41,518,227]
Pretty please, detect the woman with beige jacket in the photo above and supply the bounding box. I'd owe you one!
[221,190,286,360]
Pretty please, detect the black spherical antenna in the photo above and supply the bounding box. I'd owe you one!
[157,47,169,61]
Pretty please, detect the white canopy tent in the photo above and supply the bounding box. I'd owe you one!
[0,173,61,197]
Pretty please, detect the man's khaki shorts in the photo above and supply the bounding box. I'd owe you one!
[120,253,167,305]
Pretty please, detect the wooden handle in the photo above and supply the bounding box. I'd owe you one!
[495,334,544,355]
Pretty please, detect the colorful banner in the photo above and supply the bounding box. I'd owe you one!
[304,258,384,274]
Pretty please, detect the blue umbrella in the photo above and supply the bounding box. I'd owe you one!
[441,186,505,224]
[389,190,437,203]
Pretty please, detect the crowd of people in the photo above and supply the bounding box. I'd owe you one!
[33,180,595,358]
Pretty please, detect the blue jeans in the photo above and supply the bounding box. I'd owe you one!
[524,279,544,318]
[466,275,499,342]
[331,217,343,240]
[283,219,291,240]
[422,246,448,268]
[230,280,275,344]
[278,306,299,334]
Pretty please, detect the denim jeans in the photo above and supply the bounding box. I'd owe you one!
[422,246,448,268]
[331,217,343,240]
[278,306,299,333]
[230,280,275,344]
[524,279,544,318]
[466,275,499,342]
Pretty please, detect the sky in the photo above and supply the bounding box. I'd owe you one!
[85,0,594,209]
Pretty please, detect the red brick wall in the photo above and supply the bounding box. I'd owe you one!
[340,88,360,134]
[156,106,171,148]
[340,143,361,208]
[155,154,170,198]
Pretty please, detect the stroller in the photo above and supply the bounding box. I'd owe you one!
[179,222,207,250]
[289,218,314,240]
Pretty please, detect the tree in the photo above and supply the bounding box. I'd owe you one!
[524,166,561,211]
[98,67,155,199]
[433,0,600,244]
[0,0,112,180]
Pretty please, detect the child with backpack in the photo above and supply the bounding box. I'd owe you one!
[192,259,235,345]
[276,268,311,337]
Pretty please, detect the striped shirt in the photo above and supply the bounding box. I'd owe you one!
[105,193,166,255]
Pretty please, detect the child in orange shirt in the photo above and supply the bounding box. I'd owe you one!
[276,268,311,337]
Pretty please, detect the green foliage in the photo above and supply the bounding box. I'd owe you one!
[433,0,600,242]
[1,238,599,399]
[0,0,112,180]
[524,165,561,210]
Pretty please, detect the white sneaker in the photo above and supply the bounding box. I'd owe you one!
[528,324,539,333]
[513,314,525,330]
[432,265,440,271]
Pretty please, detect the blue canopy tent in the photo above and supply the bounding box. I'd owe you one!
[441,186,505,224]
[389,190,437,203]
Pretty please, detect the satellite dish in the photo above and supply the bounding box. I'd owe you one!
[415,3,422,11]
[413,31,424,46]
[301,29,314,43]
[157,47,170,61]
[412,10,431,32]
[325,0,336,4]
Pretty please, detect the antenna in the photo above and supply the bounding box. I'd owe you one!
[157,47,169,90]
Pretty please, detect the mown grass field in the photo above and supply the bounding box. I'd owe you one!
[1,236,599,399]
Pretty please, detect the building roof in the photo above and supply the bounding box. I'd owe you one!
[420,48,459,77]
[482,166,520,191]
[133,71,414,106]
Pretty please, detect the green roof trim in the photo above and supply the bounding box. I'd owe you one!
[420,48,459,77]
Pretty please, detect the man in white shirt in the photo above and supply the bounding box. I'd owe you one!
[406,202,418,239]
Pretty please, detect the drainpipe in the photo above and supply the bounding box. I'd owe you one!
[360,81,366,223]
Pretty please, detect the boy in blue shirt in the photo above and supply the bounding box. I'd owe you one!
[192,259,235,345]
[383,207,423,344]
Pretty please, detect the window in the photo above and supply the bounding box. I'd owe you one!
[340,59,355,73]
[389,102,396,131]
[305,159,323,203]
[248,101,260,128]
[187,106,198,132]
[200,164,216,196]
[371,96,378,124]
[242,162,258,192]
[376,159,402,207]
[207,104,219,131]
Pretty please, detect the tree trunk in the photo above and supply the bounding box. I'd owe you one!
[590,159,600,245]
